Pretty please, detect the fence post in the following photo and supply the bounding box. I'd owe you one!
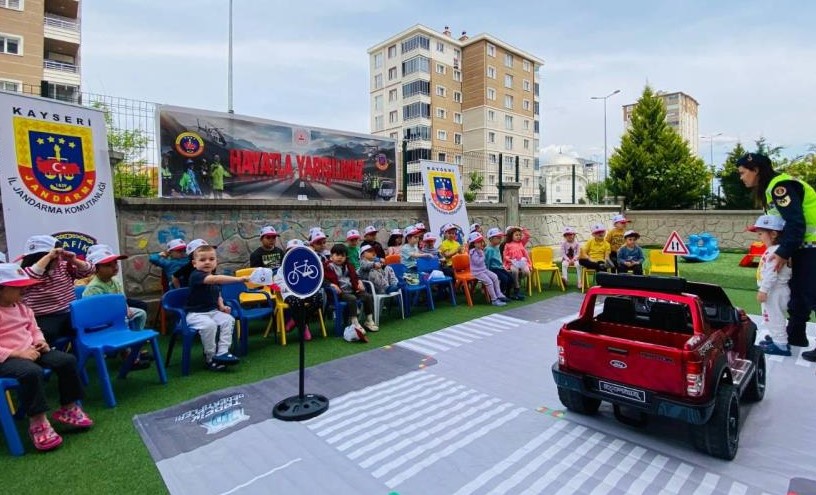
[498,153,503,203]
[514,155,519,183]
[401,139,408,202]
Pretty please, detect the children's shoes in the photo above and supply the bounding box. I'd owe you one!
[29,421,62,451]
[52,405,94,429]
[759,340,792,356]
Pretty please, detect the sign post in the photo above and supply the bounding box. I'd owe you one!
[661,231,689,277]
[272,246,329,421]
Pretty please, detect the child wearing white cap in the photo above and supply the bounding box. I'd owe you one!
[750,215,793,356]
[249,226,284,271]
[345,230,362,271]
[83,245,148,332]
[467,232,509,306]
[171,239,209,288]
[386,229,404,257]
[579,223,612,275]
[485,227,514,296]
[560,227,582,289]
[501,226,531,300]
[0,263,94,451]
[400,227,435,272]
[617,231,645,275]
[19,235,94,345]
[362,226,386,258]
[359,244,400,295]
[149,238,189,288]
[605,214,629,272]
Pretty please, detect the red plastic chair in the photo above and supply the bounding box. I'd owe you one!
[451,254,490,307]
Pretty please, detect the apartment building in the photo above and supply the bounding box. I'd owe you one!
[622,90,699,155]
[0,0,81,102]
[368,25,543,203]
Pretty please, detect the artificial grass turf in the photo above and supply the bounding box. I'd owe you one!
[0,257,760,494]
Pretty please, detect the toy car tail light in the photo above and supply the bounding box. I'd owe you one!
[686,359,704,396]
[557,345,565,366]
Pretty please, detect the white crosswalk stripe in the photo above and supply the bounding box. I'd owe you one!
[395,314,523,356]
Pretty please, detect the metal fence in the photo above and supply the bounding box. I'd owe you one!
[20,83,159,198]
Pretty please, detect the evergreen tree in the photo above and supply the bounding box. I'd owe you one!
[717,142,754,209]
[608,86,708,209]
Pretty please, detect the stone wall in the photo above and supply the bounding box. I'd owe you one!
[624,210,762,249]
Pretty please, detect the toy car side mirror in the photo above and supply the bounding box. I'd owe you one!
[723,338,734,351]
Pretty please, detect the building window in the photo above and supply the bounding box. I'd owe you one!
[403,102,431,121]
[436,85,446,97]
[401,34,430,54]
[523,59,531,72]
[0,0,22,10]
[374,115,384,131]
[489,174,495,185]
[523,139,530,150]
[453,70,461,82]
[504,53,514,68]
[373,53,383,69]
[436,41,445,52]
[0,34,21,55]
[523,119,530,130]
[388,88,398,102]
[487,43,495,57]
[454,133,462,145]
[436,63,446,74]
[524,178,530,187]
[505,136,513,150]
[504,94,513,109]
[438,152,447,162]
[404,125,431,140]
[523,158,530,168]
[504,74,513,88]
[504,115,513,130]
[487,110,496,122]
[437,130,447,141]
[489,154,497,165]
[387,44,397,58]
[388,67,397,80]
[487,66,496,79]
[402,79,430,98]
[374,95,383,111]
[523,79,531,91]
[487,131,496,144]
[487,88,496,101]
[435,107,446,119]
[389,131,398,139]
[523,99,531,111]
[389,110,398,124]
[373,74,383,89]
[453,91,462,103]
[0,79,20,92]
[453,112,462,124]
[454,155,462,165]
[402,55,430,76]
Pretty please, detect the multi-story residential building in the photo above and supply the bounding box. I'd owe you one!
[0,0,81,102]
[622,90,699,155]
[368,25,544,203]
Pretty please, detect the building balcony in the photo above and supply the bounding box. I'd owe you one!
[44,14,81,45]
[43,59,80,86]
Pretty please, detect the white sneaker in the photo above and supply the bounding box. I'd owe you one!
[365,319,379,332]
[492,300,507,307]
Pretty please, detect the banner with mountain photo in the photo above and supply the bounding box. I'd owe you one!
[157,105,397,201]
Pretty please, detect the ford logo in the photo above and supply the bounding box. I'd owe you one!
[610,360,627,369]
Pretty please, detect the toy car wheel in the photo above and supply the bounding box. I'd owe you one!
[743,345,766,402]
[557,387,601,415]
[691,383,740,460]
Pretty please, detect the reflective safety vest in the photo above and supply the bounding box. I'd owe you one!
[765,173,816,243]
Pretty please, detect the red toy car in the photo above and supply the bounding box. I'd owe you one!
[551,273,765,460]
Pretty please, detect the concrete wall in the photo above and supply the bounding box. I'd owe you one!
[624,210,762,250]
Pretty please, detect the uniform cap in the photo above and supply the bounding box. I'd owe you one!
[346,229,361,240]
[390,228,403,236]
[0,263,41,287]
[249,267,274,285]
[611,214,629,224]
[286,239,305,250]
[414,222,427,231]
[469,223,480,232]
[21,235,59,258]
[359,244,374,256]
[364,225,379,235]
[486,227,504,239]
[590,223,607,234]
[468,232,484,244]
[422,232,438,242]
[563,226,577,235]
[166,238,187,252]
[309,229,327,244]
[260,226,278,237]
[185,239,209,255]
[86,244,128,266]
[623,230,640,239]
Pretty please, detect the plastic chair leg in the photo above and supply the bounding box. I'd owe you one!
[181,333,196,377]
[94,350,117,408]
[0,391,23,456]
[165,332,178,368]
[317,309,327,338]
[150,337,168,384]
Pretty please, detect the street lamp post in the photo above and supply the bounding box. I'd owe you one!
[591,90,620,204]
[228,0,234,114]
[702,132,722,196]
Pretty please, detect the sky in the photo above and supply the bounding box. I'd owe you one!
[81,0,816,169]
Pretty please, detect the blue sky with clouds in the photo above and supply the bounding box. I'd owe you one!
[82,0,815,166]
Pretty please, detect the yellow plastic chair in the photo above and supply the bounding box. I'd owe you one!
[647,250,678,276]
[530,246,565,292]
[581,268,596,293]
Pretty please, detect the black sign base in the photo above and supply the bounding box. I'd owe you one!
[273,394,329,421]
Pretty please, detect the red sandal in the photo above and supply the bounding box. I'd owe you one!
[52,405,94,429]
[29,421,63,451]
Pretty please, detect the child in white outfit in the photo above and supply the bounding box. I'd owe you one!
[560,227,582,289]
[752,215,793,356]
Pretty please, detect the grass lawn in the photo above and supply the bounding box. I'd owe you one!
[0,253,760,493]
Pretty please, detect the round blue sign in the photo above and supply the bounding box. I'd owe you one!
[280,246,324,298]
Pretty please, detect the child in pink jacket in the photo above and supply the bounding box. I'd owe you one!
[502,226,531,300]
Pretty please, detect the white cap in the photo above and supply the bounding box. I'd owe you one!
[414,222,426,231]
[249,267,274,285]
[563,226,577,235]
[286,239,305,250]
[423,232,437,242]
[611,214,629,224]
[390,228,403,236]
[470,222,480,232]
[468,231,484,244]
[442,223,457,233]
[590,223,606,234]
[260,225,278,237]
[359,244,374,256]
[186,239,209,255]
[486,227,504,239]
[21,235,59,258]
[86,244,128,266]
[749,214,785,232]
[166,238,187,252]
[623,230,640,239]
[346,229,361,240]
[0,263,41,287]
[309,229,327,244]
[405,226,420,237]
[364,225,379,235]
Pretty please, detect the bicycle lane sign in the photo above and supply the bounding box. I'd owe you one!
[280,246,324,298]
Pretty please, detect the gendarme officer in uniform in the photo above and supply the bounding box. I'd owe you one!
[738,152,816,361]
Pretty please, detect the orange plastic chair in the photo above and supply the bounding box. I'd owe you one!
[451,253,489,307]
[384,254,401,265]
[647,250,677,276]
[530,246,565,292]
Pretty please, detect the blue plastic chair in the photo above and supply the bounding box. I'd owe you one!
[70,294,167,407]
[0,378,23,456]
[161,287,199,376]
[416,258,457,308]
[324,287,363,337]
[74,285,85,300]
[389,263,433,315]
[220,282,275,356]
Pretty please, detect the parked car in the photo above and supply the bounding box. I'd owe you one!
[378,179,396,201]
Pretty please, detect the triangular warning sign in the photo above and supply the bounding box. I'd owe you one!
[662,231,689,255]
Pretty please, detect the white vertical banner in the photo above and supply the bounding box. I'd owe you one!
[419,160,470,245]
[0,93,119,259]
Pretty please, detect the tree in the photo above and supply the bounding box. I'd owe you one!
[778,145,816,191]
[464,171,484,202]
[91,101,156,198]
[585,181,605,204]
[607,86,709,209]
[717,142,753,209]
